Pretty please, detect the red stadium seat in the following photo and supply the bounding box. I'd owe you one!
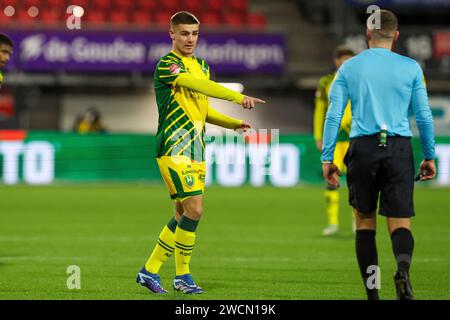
[41,8,62,25]
[248,12,267,29]
[17,10,35,25]
[24,0,42,7]
[229,0,248,14]
[69,0,89,8]
[0,12,14,24]
[110,11,129,25]
[1,0,17,6]
[85,10,106,25]
[161,0,178,14]
[46,0,66,8]
[91,0,109,10]
[201,12,222,27]
[131,11,152,27]
[154,11,172,25]
[114,0,134,11]
[205,0,223,14]
[182,0,203,16]
[136,0,157,11]
[223,14,246,27]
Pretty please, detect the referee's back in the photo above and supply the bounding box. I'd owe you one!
[335,48,429,138]
[323,47,434,161]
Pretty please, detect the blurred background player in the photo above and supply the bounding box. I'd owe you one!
[0,34,14,89]
[314,45,355,236]
[136,11,265,294]
[73,107,107,133]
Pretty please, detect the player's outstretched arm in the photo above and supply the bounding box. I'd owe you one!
[206,105,252,132]
[175,73,243,103]
[175,73,265,108]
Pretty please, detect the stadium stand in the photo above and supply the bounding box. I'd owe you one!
[0,0,267,29]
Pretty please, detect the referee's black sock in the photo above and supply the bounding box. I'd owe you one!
[355,229,379,300]
[391,228,414,274]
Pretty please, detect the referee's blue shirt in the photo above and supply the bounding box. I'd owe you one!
[321,47,435,162]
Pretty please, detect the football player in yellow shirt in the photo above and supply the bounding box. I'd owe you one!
[314,46,355,236]
[0,34,14,89]
[136,11,265,294]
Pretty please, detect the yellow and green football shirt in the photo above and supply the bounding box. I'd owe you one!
[154,51,213,162]
[314,72,352,142]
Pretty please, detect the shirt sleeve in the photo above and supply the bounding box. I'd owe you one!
[340,103,352,134]
[411,64,435,160]
[206,105,243,129]
[174,73,245,104]
[321,68,349,162]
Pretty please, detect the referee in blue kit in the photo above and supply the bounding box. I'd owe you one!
[321,10,436,300]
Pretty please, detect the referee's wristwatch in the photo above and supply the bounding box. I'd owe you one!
[322,160,333,164]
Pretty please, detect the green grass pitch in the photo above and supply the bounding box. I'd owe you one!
[0,184,449,300]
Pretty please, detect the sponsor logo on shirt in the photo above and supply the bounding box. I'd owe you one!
[170,64,181,75]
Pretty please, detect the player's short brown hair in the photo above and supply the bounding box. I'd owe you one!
[170,11,200,26]
[0,33,13,48]
[333,45,355,59]
[367,9,398,40]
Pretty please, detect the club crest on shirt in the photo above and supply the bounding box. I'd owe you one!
[170,64,181,75]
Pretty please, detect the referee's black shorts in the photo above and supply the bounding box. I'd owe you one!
[344,135,415,217]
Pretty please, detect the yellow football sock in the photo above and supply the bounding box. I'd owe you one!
[144,219,177,274]
[325,189,339,226]
[175,216,198,276]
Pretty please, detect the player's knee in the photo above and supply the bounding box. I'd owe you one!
[187,206,203,220]
[182,203,203,220]
[355,210,376,230]
[182,195,203,220]
[387,218,410,234]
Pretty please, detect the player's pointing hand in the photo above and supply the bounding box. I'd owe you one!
[241,96,266,109]
[235,121,252,133]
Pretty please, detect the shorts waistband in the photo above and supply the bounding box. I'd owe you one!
[350,134,411,141]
